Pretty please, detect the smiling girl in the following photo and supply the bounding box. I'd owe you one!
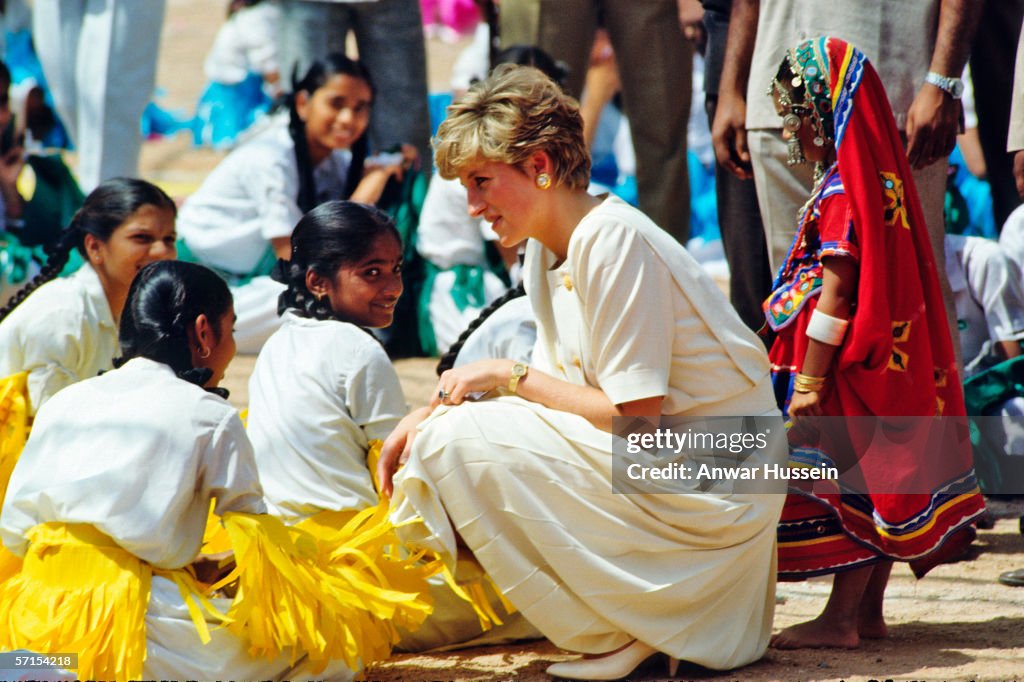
[247,201,406,518]
[177,53,417,352]
[0,177,177,415]
[246,200,536,650]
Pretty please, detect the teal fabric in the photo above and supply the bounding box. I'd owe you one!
[963,356,1024,493]
[0,231,44,288]
[20,154,86,249]
[379,170,429,357]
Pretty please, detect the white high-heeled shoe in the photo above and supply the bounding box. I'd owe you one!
[546,640,680,680]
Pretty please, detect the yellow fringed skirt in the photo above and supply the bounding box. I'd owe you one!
[0,508,439,681]
[0,523,152,682]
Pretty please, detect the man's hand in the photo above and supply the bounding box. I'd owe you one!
[906,83,961,169]
[712,92,753,179]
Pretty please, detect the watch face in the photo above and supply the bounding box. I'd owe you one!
[951,80,964,98]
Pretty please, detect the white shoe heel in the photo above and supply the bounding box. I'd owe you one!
[546,640,679,680]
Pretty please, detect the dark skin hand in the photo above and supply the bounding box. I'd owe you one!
[905,0,982,169]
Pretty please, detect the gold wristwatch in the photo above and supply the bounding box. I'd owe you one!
[508,362,529,393]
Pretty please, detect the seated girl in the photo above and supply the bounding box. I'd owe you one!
[177,53,416,353]
[0,260,429,680]
[0,177,176,415]
[193,0,282,149]
[247,200,539,651]
[379,64,786,680]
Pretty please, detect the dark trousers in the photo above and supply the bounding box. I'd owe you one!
[970,0,1024,229]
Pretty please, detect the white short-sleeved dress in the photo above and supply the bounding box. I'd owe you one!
[177,118,353,352]
[246,311,541,651]
[392,195,785,669]
[0,357,354,680]
[0,264,116,415]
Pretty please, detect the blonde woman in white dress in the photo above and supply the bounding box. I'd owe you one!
[378,65,786,680]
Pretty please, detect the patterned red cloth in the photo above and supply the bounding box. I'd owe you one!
[764,37,984,577]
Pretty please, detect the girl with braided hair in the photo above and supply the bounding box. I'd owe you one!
[247,200,538,651]
[177,53,417,353]
[247,200,407,519]
[0,177,176,415]
[1,260,429,680]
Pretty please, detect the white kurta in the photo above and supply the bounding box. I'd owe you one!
[0,358,354,680]
[946,234,1024,377]
[177,118,353,352]
[247,312,406,522]
[392,196,784,669]
[0,264,116,415]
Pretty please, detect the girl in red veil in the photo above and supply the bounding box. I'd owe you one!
[764,37,985,649]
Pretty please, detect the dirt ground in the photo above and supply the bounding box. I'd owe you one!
[133,2,1024,680]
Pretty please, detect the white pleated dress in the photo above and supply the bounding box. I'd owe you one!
[391,196,785,670]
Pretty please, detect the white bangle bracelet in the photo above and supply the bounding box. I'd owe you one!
[806,308,849,346]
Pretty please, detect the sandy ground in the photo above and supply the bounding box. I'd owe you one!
[125,2,1024,679]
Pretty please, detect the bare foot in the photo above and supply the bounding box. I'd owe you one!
[770,618,860,649]
[857,617,888,640]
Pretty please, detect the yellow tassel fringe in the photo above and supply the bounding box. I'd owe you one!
[214,508,435,673]
[0,371,29,506]
[0,523,150,682]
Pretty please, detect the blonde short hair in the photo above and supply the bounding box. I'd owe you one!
[433,64,591,189]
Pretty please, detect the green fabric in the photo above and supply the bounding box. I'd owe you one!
[417,261,440,357]
[450,264,488,312]
[963,356,1024,493]
[379,170,429,358]
[0,231,45,287]
[20,154,86,249]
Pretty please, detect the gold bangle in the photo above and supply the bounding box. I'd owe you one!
[793,372,826,393]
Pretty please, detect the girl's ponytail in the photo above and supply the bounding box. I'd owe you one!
[115,260,232,396]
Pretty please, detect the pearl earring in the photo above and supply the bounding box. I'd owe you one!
[535,173,552,190]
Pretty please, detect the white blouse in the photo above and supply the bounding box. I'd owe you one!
[247,312,406,522]
[0,264,117,415]
[1,358,266,567]
[525,195,774,416]
[204,1,281,84]
[177,118,352,276]
[946,234,1024,377]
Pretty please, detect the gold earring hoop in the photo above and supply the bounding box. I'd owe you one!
[535,173,552,190]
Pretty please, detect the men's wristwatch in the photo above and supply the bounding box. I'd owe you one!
[508,362,529,393]
[924,71,964,99]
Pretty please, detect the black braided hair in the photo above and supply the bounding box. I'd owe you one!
[272,200,401,323]
[114,260,233,397]
[0,177,176,322]
[288,53,373,214]
[436,281,526,375]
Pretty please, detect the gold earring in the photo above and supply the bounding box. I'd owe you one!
[535,173,552,190]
